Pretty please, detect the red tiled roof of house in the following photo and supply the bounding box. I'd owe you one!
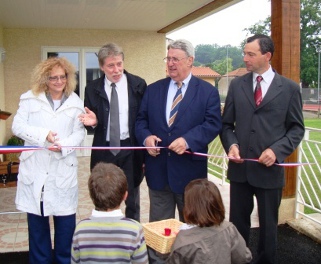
[191,66,221,77]
[223,67,249,77]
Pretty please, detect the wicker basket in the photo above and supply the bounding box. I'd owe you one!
[142,219,183,254]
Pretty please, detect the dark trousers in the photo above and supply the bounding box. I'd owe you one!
[27,212,76,264]
[149,185,184,222]
[90,139,140,221]
[230,181,282,264]
[148,185,185,264]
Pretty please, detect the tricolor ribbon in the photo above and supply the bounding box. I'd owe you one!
[0,146,312,167]
[185,151,312,167]
[0,146,43,153]
[0,145,165,154]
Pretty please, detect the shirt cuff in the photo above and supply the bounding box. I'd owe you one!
[229,143,239,152]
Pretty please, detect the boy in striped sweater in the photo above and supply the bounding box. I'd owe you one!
[71,162,148,263]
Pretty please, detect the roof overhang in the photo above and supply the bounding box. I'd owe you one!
[0,0,242,34]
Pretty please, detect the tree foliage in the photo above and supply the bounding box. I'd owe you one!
[195,44,218,65]
[240,17,271,48]
[211,57,233,76]
[300,0,321,88]
[194,44,243,75]
[242,0,321,88]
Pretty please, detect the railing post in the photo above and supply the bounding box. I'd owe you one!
[222,152,227,185]
[294,129,310,219]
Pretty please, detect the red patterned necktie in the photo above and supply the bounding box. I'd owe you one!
[254,76,263,106]
[168,82,183,127]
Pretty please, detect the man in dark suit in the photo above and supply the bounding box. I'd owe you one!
[79,43,146,221]
[220,34,305,264]
[135,39,222,222]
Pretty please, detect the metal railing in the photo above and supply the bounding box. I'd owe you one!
[208,128,321,226]
[207,138,227,185]
[296,127,321,225]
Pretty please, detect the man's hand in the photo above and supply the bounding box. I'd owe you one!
[168,137,187,155]
[228,144,243,163]
[258,148,276,167]
[79,107,97,126]
[145,135,162,157]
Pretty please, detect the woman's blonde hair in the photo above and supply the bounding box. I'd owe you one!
[30,57,77,96]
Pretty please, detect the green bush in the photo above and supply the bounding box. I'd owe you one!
[7,135,24,146]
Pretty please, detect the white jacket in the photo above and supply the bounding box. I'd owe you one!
[12,90,85,216]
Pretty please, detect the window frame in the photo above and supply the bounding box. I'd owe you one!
[41,46,101,101]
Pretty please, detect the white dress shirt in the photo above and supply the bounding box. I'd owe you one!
[104,74,129,141]
[166,73,192,123]
[253,65,275,98]
[91,208,124,217]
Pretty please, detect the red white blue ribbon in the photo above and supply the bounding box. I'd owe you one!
[0,145,163,153]
[0,146,43,153]
[0,146,312,167]
[184,151,312,167]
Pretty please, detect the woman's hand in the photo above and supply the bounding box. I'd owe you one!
[46,131,57,143]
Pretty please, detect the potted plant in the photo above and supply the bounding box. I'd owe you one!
[5,135,24,161]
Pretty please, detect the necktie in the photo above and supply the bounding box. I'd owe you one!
[168,82,183,127]
[109,83,120,155]
[254,76,263,106]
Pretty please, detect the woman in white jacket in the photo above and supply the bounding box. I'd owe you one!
[12,57,85,264]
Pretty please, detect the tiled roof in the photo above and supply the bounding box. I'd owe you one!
[191,66,221,77]
[223,68,249,77]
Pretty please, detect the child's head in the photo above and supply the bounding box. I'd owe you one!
[183,178,225,227]
[88,162,128,211]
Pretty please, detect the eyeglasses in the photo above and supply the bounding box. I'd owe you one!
[163,57,187,63]
[48,75,67,82]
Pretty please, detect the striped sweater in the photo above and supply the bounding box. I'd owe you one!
[71,214,148,263]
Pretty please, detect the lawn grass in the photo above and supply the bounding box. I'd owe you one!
[304,119,321,129]
[304,119,321,142]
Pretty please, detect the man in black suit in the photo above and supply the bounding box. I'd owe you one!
[220,34,304,263]
[79,43,146,221]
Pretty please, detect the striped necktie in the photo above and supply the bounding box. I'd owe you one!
[254,76,263,106]
[168,82,183,127]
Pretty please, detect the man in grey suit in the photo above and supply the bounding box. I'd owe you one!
[220,34,304,264]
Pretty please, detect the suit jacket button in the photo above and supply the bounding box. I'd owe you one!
[168,152,171,156]
[249,147,253,151]
[168,133,171,136]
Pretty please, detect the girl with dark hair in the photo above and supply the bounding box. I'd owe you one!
[166,179,252,264]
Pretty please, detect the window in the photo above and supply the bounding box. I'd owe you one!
[42,47,102,100]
